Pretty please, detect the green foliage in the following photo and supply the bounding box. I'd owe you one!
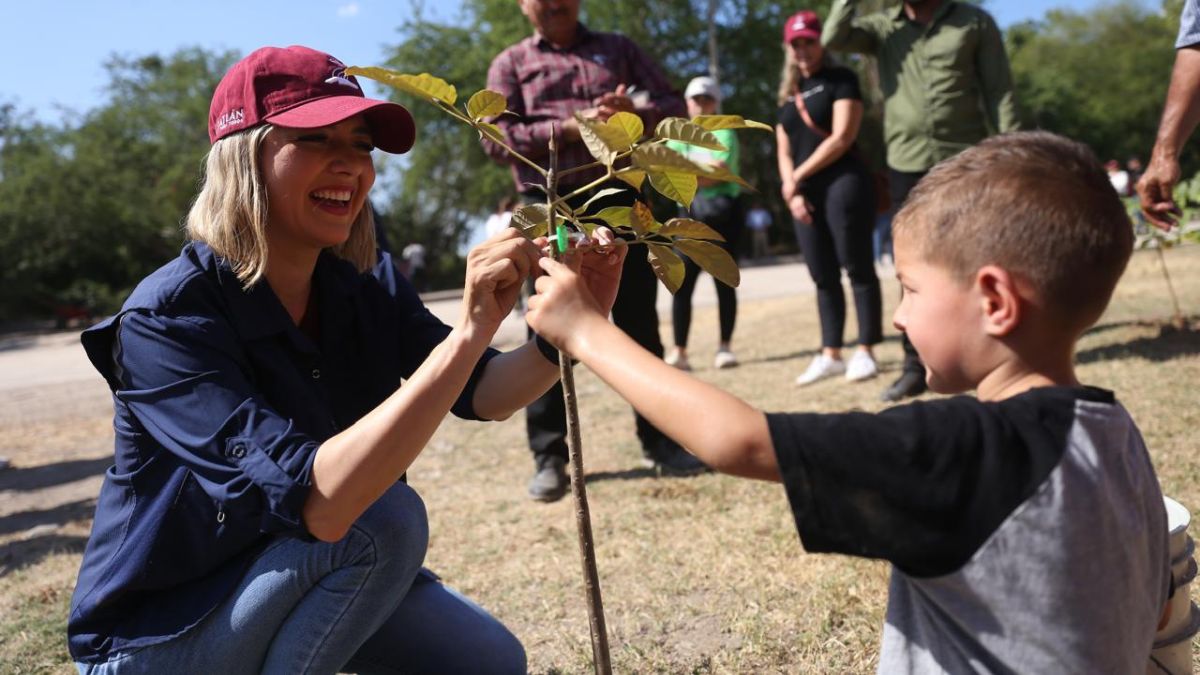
[0,48,235,319]
[1007,1,1191,171]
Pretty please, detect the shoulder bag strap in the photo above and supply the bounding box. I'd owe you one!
[793,91,832,139]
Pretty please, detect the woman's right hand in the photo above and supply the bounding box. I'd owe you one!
[789,195,813,224]
[460,229,543,335]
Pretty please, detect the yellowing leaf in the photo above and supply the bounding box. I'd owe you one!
[589,206,632,229]
[608,111,644,145]
[647,244,685,294]
[654,117,726,151]
[648,170,698,207]
[576,114,632,166]
[576,187,629,216]
[632,144,709,175]
[467,90,507,119]
[659,218,725,241]
[629,201,658,236]
[615,169,646,190]
[701,163,756,193]
[345,67,457,105]
[675,239,740,288]
[512,204,549,239]
[477,122,505,144]
[690,114,773,132]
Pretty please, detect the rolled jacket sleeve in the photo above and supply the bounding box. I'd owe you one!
[111,309,318,534]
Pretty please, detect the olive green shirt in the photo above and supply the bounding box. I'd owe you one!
[822,0,1018,172]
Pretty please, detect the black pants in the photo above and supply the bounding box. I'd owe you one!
[793,169,882,349]
[889,168,927,375]
[672,194,742,347]
[524,183,667,461]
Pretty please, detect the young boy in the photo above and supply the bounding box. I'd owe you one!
[526,131,1170,673]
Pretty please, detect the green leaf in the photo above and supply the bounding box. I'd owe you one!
[659,218,725,241]
[512,204,549,239]
[631,144,709,175]
[576,114,632,166]
[648,170,698,207]
[674,239,740,288]
[615,168,646,190]
[654,117,726,151]
[690,114,773,132]
[588,206,632,229]
[608,111,644,145]
[345,67,457,105]
[467,90,507,120]
[647,244,686,294]
[576,187,628,216]
[629,201,659,235]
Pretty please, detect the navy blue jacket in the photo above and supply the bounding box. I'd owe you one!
[68,242,498,661]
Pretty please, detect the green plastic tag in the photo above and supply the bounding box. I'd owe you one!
[556,223,568,253]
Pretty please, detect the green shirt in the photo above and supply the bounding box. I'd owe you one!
[822,0,1018,172]
[665,128,741,199]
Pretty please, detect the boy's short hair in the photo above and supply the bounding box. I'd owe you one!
[893,131,1133,329]
[185,125,377,289]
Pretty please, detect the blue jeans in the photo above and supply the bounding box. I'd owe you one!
[76,483,525,674]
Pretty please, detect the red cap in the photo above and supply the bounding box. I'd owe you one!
[208,45,415,154]
[783,11,822,43]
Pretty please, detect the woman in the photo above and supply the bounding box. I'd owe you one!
[776,10,883,386]
[665,76,743,371]
[68,45,624,674]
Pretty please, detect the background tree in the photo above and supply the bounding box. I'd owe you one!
[0,48,234,319]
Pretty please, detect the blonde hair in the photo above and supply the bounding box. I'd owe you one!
[893,131,1133,329]
[777,45,801,107]
[185,125,377,289]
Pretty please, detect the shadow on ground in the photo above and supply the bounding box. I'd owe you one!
[0,499,96,538]
[0,533,88,578]
[1077,322,1200,364]
[0,457,110,492]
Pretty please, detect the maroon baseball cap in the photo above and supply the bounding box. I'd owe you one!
[208,45,415,154]
[783,10,822,43]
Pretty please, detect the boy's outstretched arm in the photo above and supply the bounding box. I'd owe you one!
[526,256,781,482]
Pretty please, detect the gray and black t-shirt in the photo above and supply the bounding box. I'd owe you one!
[768,386,1169,674]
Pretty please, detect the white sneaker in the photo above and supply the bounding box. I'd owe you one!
[795,354,846,386]
[845,350,879,382]
[714,349,738,369]
[665,350,691,371]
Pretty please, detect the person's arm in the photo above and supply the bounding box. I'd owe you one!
[776,123,797,202]
[821,0,884,54]
[614,35,687,127]
[1138,45,1200,229]
[792,99,863,184]
[525,256,779,481]
[976,12,1020,134]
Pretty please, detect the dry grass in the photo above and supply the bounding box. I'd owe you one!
[2,245,1198,673]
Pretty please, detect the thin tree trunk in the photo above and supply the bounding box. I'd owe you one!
[547,132,613,675]
[707,0,720,81]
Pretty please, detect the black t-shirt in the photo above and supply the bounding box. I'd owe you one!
[767,386,1127,578]
[777,64,864,180]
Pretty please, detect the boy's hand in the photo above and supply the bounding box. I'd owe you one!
[526,229,624,354]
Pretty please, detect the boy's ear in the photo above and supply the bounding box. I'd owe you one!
[975,265,1022,337]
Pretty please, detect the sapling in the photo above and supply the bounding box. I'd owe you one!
[347,65,768,672]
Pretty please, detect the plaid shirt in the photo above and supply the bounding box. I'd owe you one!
[484,24,685,191]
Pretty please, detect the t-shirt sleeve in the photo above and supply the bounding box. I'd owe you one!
[767,396,1065,577]
[830,68,863,102]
